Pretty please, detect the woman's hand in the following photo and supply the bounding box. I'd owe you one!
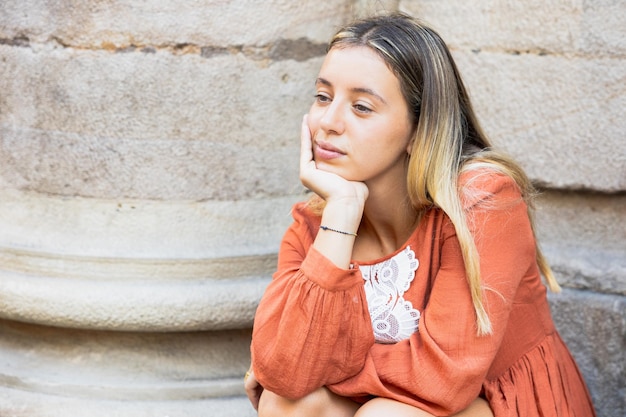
[299,115,368,208]
[244,369,264,410]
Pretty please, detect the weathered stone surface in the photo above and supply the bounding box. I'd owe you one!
[535,190,626,295]
[0,189,298,330]
[454,51,625,192]
[0,45,320,200]
[0,272,270,331]
[400,0,626,55]
[0,45,316,146]
[0,388,256,417]
[535,191,626,251]
[549,289,625,417]
[353,0,400,17]
[0,320,252,399]
[0,189,299,259]
[0,0,353,46]
[545,245,626,297]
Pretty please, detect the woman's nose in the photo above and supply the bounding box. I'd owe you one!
[319,102,345,135]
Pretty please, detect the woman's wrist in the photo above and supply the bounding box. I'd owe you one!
[313,199,362,269]
[321,198,363,234]
[319,225,357,237]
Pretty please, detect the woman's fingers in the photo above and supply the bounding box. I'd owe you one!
[244,370,264,410]
[300,114,314,170]
[299,114,347,197]
[299,114,319,191]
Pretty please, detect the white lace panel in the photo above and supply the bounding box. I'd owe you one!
[360,246,420,344]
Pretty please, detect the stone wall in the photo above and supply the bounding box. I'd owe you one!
[0,1,623,416]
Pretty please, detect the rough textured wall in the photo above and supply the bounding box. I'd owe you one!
[0,0,623,416]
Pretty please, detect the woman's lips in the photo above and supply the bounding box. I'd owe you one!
[314,141,345,160]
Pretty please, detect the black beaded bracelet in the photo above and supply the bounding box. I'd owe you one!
[319,225,357,237]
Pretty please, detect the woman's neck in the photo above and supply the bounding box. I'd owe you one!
[353,184,420,261]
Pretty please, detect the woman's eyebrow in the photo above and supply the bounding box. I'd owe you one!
[315,77,387,104]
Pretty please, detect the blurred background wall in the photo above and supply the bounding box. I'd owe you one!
[0,0,623,416]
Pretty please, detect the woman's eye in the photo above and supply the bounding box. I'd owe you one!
[314,94,331,104]
[354,103,372,113]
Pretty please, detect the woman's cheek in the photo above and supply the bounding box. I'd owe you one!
[307,115,320,140]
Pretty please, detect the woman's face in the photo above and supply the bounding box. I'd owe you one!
[308,46,415,187]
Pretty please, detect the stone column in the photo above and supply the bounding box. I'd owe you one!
[400,2,626,416]
[0,1,381,415]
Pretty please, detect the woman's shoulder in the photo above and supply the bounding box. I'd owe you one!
[458,166,524,210]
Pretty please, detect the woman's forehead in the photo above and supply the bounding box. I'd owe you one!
[318,46,401,95]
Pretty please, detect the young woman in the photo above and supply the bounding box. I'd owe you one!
[245,13,596,417]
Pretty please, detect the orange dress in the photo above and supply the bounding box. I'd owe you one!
[251,172,596,417]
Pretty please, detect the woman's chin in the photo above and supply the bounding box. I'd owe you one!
[315,164,354,180]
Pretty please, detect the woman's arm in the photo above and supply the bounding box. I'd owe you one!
[251,207,376,399]
[251,115,376,398]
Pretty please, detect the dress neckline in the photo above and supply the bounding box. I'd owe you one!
[352,213,426,267]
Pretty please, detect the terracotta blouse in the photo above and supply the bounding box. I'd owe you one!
[251,171,596,416]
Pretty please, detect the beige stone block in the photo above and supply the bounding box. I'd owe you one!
[0,189,298,259]
[0,126,303,200]
[453,50,625,192]
[0,46,319,143]
[0,189,302,331]
[0,45,320,199]
[0,320,251,399]
[535,191,626,255]
[0,320,256,416]
[0,0,354,47]
[534,190,626,295]
[400,0,626,55]
[578,0,626,55]
[0,270,269,331]
[0,390,256,417]
[353,0,400,17]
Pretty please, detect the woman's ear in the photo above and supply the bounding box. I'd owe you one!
[406,124,417,155]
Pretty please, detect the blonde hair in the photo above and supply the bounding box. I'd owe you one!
[328,13,559,335]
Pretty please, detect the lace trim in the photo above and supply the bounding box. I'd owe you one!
[360,246,420,343]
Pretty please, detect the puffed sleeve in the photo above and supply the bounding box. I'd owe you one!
[251,203,376,399]
[328,172,538,415]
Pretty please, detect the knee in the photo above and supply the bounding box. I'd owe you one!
[355,397,434,417]
[355,398,389,417]
[258,390,292,417]
[258,387,328,417]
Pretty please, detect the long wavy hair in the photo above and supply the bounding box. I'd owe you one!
[327,13,559,335]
